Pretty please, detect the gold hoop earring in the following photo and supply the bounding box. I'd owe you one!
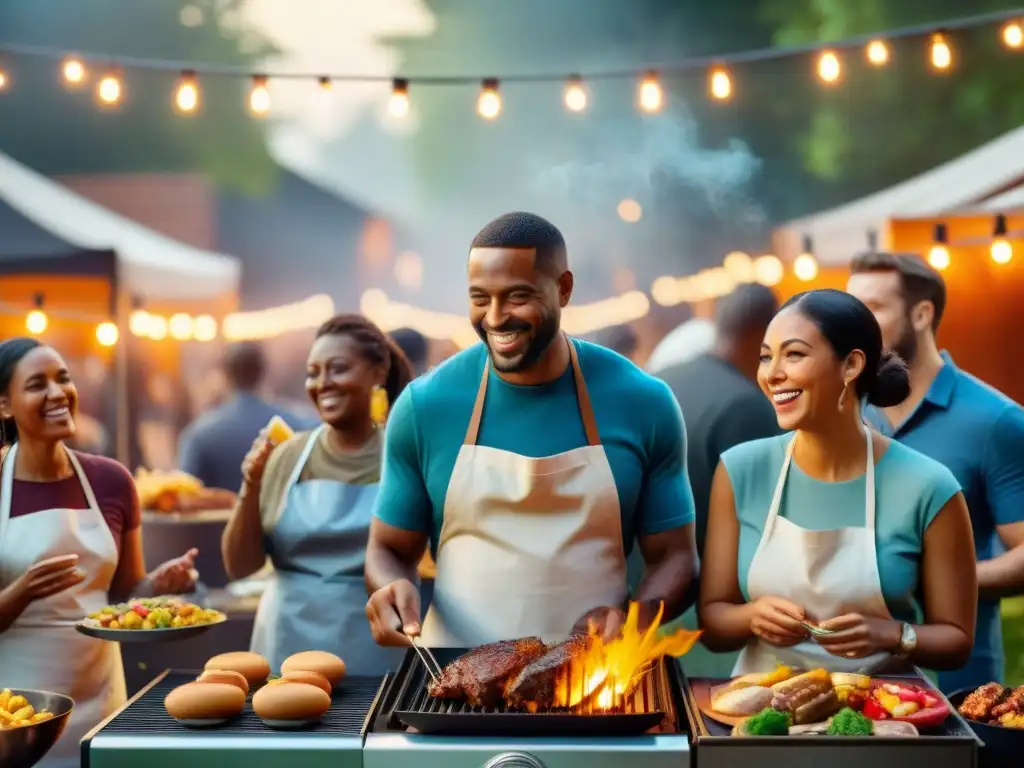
[370,384,389,427]
[837,381,849,412]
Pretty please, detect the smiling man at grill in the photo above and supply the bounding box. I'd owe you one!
[365,211,699,649]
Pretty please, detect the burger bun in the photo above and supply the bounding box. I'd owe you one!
[253,682,331,728]
[197,669,250,695]
[165,682,246,726]
[281,650,346,688]
[204,651,270,686]
[272,670,332,696]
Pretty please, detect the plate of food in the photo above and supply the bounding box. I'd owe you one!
[76,597,226,642]
[732,705,920,738]
[953,682,1024,730]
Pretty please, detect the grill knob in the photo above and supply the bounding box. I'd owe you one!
[482,752,546,768]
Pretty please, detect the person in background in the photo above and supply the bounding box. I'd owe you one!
[178,342,302,491]
[645,317,716,376]
[699,290,976,675]
[365,212,698,648]
[848,252,1024,691]
[389,327,430,377]
[221,315,413,675]
[0,338,197,768]
[595,324,639,363]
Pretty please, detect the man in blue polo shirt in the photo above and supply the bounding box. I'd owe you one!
[848,252,1024,692]
[364,211,698,648]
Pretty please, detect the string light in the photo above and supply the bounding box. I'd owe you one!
[26,293,47,335]
[477,78,501,120]
[168,313,193,341]
[0,68,7,92]
[816,50,842,84]
[249,74,270,116]
[753,255,784,286]
[991,214,1013,264]
[563,75,587,112]
[1003,20,1024,49]
[147,315,168,341]
[192,315,218,342]
[173,70,200,114]
[388,78,410,118]
[318,75,332,90]
[96,70,123,107]
[638,71,663,112]
[866,39,891,66]
[928,223,951,270]
[930,33,953,70]
[793,236,819,281]
[723,251,754,281]
[95,321,119,347]
[129,309,151,337]
[61,56,86,86]
[617,199,642,223]
[709,67,732,101]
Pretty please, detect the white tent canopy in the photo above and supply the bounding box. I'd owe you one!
[0,150,241,301]
[775,126,1024,265]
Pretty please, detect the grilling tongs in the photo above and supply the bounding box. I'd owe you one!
[406,631,443,683]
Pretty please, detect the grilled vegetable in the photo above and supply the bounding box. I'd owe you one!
[827,707,874,736]
[744,707,791,736]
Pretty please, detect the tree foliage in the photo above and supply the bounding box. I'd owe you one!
[0,0,278,193]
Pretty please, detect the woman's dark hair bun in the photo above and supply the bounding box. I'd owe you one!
[867,349,911,407]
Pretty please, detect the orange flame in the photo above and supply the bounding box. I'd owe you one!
[555,602,702,710]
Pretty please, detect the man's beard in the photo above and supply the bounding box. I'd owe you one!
[475,313,560,373]
[891,315,918,366]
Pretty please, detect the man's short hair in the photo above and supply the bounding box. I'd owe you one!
[470,212,567,273]
[714,283,779,338]
[849,251,947,330]
[222,342,266,390]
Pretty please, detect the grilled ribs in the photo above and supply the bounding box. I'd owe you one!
[991,685,1024,719]
[958,682,1008,722]
[504,633,594,711]
[427,637,547,708]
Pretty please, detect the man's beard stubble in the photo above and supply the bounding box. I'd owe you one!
[474,312,561,373]
[891,315,918,366]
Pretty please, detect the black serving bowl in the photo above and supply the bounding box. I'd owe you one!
[946,687,1023,768]
[0,689,74,768]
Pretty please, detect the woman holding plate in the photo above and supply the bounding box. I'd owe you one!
[699,289,977,675]
[0,338,197,768]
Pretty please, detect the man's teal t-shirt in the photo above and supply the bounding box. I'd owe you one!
[722,433,962,624]
[373,339,696,555]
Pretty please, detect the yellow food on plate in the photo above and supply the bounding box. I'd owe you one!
[85,597,223,630]
[0,689,56,729]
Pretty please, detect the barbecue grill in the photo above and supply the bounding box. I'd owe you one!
[364,647,691,768]
[81,670,384,768]
[685,675,981,768]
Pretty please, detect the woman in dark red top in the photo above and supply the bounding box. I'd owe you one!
[0,337,196,768]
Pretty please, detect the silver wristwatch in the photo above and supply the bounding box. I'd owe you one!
[894,622,917,659]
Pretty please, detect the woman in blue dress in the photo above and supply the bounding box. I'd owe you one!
[699,289,977,674]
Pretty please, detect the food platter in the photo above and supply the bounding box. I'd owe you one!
[76,597,227,643]
[691,678,747,726]
[76,617,226,643]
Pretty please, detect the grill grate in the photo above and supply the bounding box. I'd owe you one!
[381,647,677,737]
[100,671,383,737]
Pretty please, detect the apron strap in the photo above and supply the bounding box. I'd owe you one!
[65,448,101,512]
[285,426,324,490]
[462,335,601,447]
[0,441,17,554]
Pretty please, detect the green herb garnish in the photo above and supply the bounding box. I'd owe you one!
[744,707,791,736]
[827,707,874,736]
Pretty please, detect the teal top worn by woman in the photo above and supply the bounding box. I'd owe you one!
[723,433,962,625]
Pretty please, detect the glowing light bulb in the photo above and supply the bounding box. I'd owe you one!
[147,315,168,341]
[249,76,270,116]
[723,251,754,282]
[477,79,501,120]
[62,57,86,86]
[753,255,784,286]
[0,69,7,92]
[638,72,663,112]
[174,71,200,114]
[930,34,952,71]
[318,76,332,90]
[928,244,950,270]
[817,51,841,84]
[96,322,119,347]
[192,315,218,342]
[26,309,48,334]
[1003,21,1024,49]
[96,72,123,106]
[617,199,642,223]
[793,253,819,281]
[866,40,890,66]
[563,76,587,112]
[129,310,151,337]
[709,68,732,101]
[991,239,1013,264]
[388,78,409,118]
[169,313,193,341]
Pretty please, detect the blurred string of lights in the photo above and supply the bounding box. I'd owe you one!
[0,11,1020,118]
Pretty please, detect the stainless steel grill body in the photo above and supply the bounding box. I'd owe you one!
[82,670,383,768]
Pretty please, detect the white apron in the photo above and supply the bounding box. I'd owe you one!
[0,443,125,768]
[420,336,629,646]
[250,426,403,675]
[733,427,897,675]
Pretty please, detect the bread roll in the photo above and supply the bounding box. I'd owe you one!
[253,682,331,722]
[165,682,245,721]
[712,685,774,716]
[273,670,332,696]
[281,651,346,688]
[197,669,250,695]
[204,652,270,686]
